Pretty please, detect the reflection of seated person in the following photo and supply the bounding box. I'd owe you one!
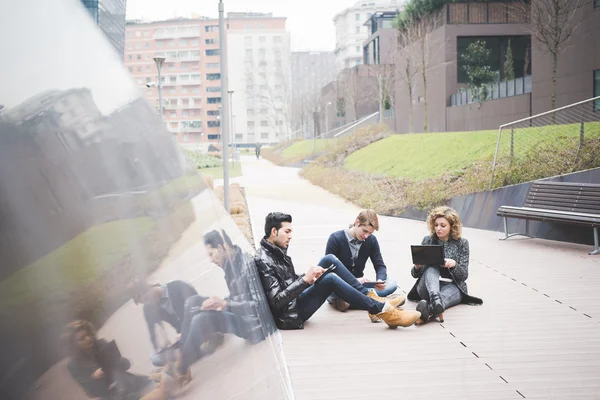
[62,320,166,400]
[130,280,197,353]
[175,230,267,376]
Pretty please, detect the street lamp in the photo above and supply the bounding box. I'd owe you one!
[153,56,165,122]
[218,0,230,214]
[325,101,332,136]
[228,90,235,167]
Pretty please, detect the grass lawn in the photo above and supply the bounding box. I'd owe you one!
[0,218,154,308]
[199,162,243,180]
[345,122,600,181]
[280,139,332,160]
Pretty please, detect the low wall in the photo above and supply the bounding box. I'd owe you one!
[446,94,531,132]
[397,167,600,246]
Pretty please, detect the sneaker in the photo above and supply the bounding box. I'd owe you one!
[377,307,421,328]
[331,298,350,312]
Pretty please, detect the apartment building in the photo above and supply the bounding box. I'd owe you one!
[227,12,292,145]
[291,51,336,138]
[124,17,223,144]
[333,0,402,72]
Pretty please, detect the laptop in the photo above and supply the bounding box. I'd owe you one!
[411,245,445,266]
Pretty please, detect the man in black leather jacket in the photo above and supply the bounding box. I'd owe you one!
[255,212,421,329]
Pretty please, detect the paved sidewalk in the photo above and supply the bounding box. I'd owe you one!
[241,156,600,400]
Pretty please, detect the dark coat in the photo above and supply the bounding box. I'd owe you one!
[143,280,198,349]
[407,235,483,305]
[223,246,277,337]
[67,339,147,400]
[325,230,387,281]
[255,238,310,329]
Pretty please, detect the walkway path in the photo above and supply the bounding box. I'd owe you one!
[241,155,600,400]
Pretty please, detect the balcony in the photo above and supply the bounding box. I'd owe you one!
[180,79,202,86]
[154,28,201,40]
[450,75,532,107]
[178,54,201,62]
[182,126,203,133]
[446,2,529,25]
[162,103,179,110]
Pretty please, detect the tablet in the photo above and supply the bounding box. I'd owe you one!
[314,265,336,284]
[411,245,445,266]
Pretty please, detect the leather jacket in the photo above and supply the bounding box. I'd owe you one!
[255,238,310,329]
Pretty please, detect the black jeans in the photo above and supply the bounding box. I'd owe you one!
[297,254,384,321]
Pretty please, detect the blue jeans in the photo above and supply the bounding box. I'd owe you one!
[328,280,398,304]
[416,266,462,309]
[296,254,384,321]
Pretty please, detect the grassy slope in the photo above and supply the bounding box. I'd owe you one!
[345,123,600,181]
[0,218,154,307]
[280,139,331,160]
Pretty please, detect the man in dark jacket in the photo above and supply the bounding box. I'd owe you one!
[255,212,420,330]
[176,230,276,376]
[325,209,403,316]
[131,280,198,352]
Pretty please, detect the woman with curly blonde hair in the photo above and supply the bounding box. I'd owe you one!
[407,206,482,324]
[62,320,167,400]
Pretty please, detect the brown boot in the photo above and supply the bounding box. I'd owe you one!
[376,307,421,328]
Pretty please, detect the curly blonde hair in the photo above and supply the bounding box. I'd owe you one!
[427,206,462,240]
[62,320,96,355]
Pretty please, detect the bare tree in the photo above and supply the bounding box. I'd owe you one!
[515,0,593,110]
[410,13,443,132]
[342,68,362,122]
[396,34,418,132]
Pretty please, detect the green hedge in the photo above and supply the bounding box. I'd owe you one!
[183,149,222,169]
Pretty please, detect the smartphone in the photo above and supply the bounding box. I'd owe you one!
[313,265,336,284]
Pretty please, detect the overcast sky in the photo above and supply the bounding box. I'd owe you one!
[126,0,359,51]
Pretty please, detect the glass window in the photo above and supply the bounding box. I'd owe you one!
[205,25,219,33]
[206,87,221,92]
[206,49,220,56]
[355,26,360,33]
[457,35,531,83]
[206,73,221,80]
[207,110,220,116]
[208,134,221,140]
[208,121,220,128]
[355,13,360,21]
[261,132,269,139]
[207,97,222,104]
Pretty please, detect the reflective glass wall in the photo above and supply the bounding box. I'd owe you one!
[81,0,127,58]
[0,1,292,399]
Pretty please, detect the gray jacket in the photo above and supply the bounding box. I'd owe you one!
[408,235,482,305]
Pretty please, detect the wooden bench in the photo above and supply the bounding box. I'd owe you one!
[497,181,600,255]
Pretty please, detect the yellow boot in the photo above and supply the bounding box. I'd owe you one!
[376,306,421,328]
[366,290,406,322]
